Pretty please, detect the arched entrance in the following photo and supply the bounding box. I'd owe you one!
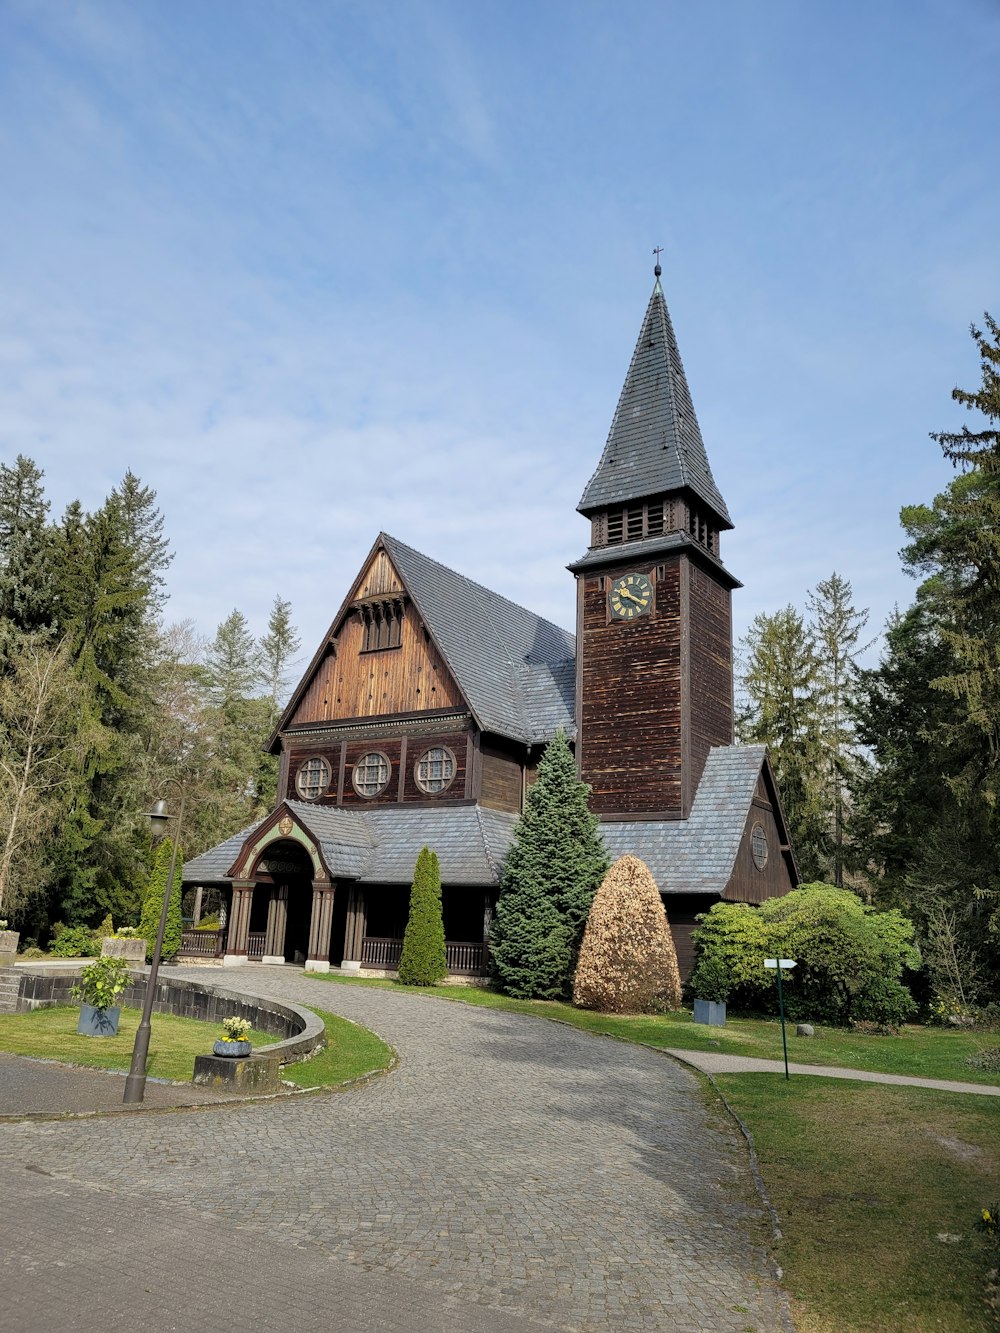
[247,840,315,963]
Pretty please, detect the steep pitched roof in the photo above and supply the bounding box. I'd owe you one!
[378,534,575,744]
[600,745,768,893]
[578,278,732,527]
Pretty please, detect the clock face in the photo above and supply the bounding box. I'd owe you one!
[609,572,653,621]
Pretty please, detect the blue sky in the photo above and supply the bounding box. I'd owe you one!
[1,0,997,672]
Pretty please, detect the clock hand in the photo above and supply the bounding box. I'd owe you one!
[619,587,645,605]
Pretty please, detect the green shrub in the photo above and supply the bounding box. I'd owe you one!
[139,837,183,962]
[71,955,131,1009]
[398,847,447,986]
[690,884,920,1027]
[95,913,115,940]
[50,925,99,958]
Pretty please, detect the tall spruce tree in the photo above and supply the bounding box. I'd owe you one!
[0,455,53,658]
[398,847,447,985]
[139,836,183,962]
[807,573,871,886]
[737,606,827,879]
[260,596,300,715]
[490,730,609,999]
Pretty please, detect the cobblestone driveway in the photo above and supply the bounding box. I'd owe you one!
[0,968,791,1332]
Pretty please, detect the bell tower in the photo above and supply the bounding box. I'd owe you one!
[570,263,739,819]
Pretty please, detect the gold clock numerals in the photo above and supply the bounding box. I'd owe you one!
[609,572,653,621]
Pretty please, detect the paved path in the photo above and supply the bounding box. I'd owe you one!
[0,967,791,1333]
[664,1048,1000,1096]
[0,1050,233,1116]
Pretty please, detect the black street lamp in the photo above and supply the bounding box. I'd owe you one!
[123,782,187,1105]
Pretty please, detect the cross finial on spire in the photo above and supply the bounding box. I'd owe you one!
[653,246,663,278]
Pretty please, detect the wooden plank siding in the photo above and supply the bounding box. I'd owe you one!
[288,592,464,728]
[686,563,734,796]
[664,893,716,982]
[479,742,524,813]
[723,774,795,903]
[286,729,473,806]
[579,556,683,816]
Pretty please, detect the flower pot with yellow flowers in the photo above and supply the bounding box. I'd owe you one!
[213,1015,253,1057]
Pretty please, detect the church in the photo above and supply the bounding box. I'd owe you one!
[182,267,798,979]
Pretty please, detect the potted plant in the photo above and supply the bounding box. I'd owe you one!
[0,919,18,965]
[691,955,729,1027]
[213,1015,253,1058]
[71,955,132,1036]
[100,925,146,963]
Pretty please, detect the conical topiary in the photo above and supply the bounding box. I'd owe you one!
[398,846,447,986]
[572,854,682,1014]
[139,837,183,962]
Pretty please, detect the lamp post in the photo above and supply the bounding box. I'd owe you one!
[764,958,797,1081]
[123,782,187,1105]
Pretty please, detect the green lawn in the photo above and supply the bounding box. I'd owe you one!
[718,1075,1000,1332]
[311,973,1000,1086]
[0,1003,393,1090]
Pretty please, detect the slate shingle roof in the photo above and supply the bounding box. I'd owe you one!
[600,745,766,893]
[382,534,575,744]
[183,746,765,896]
[578,279,732,527]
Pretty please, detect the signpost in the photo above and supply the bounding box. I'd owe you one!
[764,958,797,1080]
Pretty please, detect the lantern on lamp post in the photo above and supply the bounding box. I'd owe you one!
[123,785,187,1105]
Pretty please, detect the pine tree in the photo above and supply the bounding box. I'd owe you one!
[490,730,609,999]
[398,846,447,985]
[572,855,681,1014]
[0,455,54,661]
[807,573,871,886]
[260,596,300,714]
[205,609,262,705]
[139,836,183,962]
[737,606,827,879]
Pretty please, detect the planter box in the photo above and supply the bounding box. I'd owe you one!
[0,929,19,967]
[77,1004,122,1037]
[693,999,727,1027]
[101,938,146,962]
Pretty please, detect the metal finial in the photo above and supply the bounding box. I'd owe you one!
[653,245,663,278]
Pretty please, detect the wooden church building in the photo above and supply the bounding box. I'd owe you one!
[183,268,798,978]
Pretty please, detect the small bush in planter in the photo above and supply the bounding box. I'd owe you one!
[213,1015,253,1057]
[71,955,131,1011]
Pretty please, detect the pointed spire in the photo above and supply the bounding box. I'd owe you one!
[578,271,732,528]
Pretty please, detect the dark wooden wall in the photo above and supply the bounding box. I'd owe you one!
[578,556,683,816]
[286,729,473,806]
[724,775,796,903]
[479,742,523,812]
[664,893,715,982]
[686,562,734,799]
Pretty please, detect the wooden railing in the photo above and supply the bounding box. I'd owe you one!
[178,928,226,959]
[360,937,485,975]
[247,932,266,961]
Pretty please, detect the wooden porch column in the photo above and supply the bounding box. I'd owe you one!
[262,884,289,965]
[482,893,493,972]
[223,880,255,966]
[192,885,204,926]
[342,884,367,965]
[305,880,336,972]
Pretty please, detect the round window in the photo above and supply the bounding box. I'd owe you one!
[750,822,768,871]
[295,756,331,801]
[352,751,391,798]
[414,745,456,795]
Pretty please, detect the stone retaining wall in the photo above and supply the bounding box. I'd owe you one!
[0,967,325,1069]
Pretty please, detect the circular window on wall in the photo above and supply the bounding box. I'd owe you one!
[414,745,456,795]
[295,756,331,801]
[750,822,769,871]
[352,751,391,798]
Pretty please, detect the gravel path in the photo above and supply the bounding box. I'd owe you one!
[0,967,792,1332]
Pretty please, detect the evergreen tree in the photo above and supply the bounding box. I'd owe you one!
[205,609,262,705]
[0,455,53,656]
[490,730,609,999]
[260,596,300,714]
[398,846,446,985]
[139,836,183,962]
[572,855,681,1014]
[806,573,871,886]
[736,606,827,879]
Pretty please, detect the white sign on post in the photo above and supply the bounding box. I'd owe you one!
[764,959,796,969]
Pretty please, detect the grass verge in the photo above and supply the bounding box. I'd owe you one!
[0,1004,393,1090]
[717,1074,1000,1332]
